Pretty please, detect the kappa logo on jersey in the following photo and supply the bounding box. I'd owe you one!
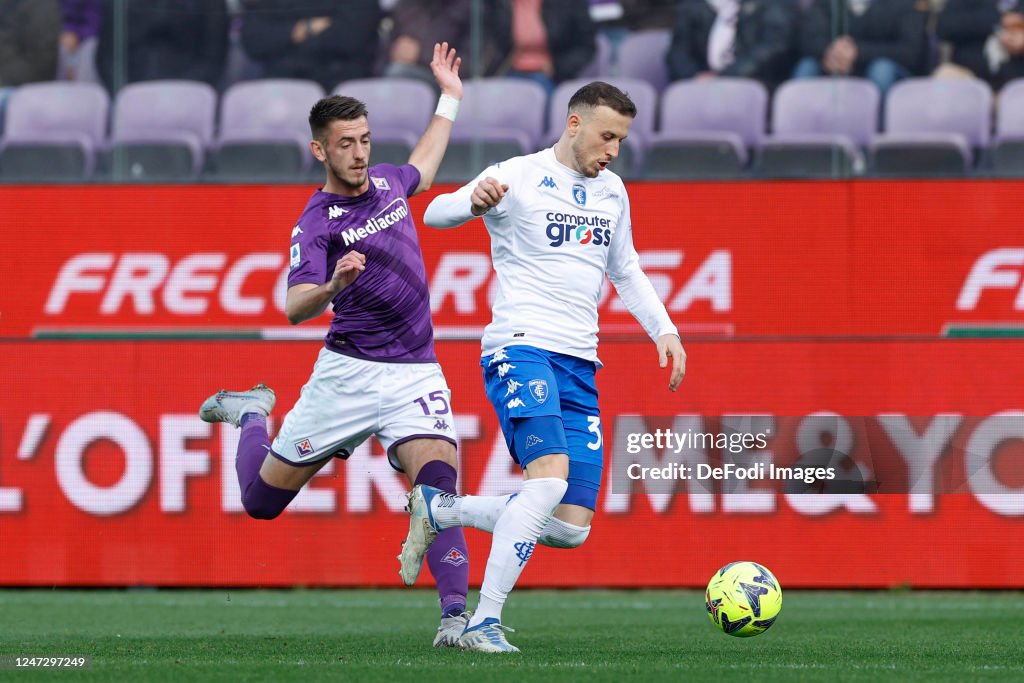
[572,183,586,206]
[291,225,303,237]
[433,418,451,431]
[496,362,516,379]
[544,211,613,248]
[528,379,549,404]
[328,205,348,220]
[489,348,509,365]
[294,438,314,457]
[290,243,301,268]
[524,434,544,448]
[372,176,390,190]
[440,547,468,567]
[537,176,558,190]
[507,397,525,409]
[341,197,410,247]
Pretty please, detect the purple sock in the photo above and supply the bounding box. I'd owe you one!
[416,460,469,617]
[236,413,297,520]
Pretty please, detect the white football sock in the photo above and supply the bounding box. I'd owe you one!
[467,477,568,628]
[537,516,591,548]
[430,491,590,548]
[430,491,513,531]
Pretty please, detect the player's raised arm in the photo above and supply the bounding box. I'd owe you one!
[407,42,462,195]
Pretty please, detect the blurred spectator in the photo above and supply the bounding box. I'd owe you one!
[485,0,596,94]
[97,0,228,91]
[241,0,381,91]
[0,0,60,86]
[611,0,677,30]
[60,0,102,80]
[666,0,800,90]
[937,0,1024,90]
[794,0,928,96]
[384,0,471,87]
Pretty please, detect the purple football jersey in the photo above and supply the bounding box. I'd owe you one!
[288,164,436,362]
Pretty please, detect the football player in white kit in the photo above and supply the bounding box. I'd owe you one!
[399,81,686,652]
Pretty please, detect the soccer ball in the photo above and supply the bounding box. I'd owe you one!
[705,561,782,637]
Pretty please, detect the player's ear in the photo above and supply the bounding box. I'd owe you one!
[310,139,326,162]
[566,112,583,137]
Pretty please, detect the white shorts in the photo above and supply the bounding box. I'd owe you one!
[270,347,458,470]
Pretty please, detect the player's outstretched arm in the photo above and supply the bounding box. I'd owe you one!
[407,42,462,195]
[423,176,509,228]
[284,251,366,324]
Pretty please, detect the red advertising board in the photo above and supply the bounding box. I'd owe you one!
[1,182,1023,340]
[1,339,1021,588]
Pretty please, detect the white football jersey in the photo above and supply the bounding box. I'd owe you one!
[425,147,677,363]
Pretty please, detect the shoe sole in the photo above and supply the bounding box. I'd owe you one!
[397,487,437,586]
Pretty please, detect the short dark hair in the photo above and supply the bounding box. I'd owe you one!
[309,95,369,141]
[567,81,637,119]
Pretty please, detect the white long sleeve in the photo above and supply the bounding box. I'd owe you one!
[423,163,515,228]
[606,192,678,342]
[423,180,479,228]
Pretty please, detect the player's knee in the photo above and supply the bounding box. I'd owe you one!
[241,476,298,520]
[538,517,591,549]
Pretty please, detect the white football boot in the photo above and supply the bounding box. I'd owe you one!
[199,384,276,427]
[458,619,520,653]
[397,485,441,586]
[433,611,472,648]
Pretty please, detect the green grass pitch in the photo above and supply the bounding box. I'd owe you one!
[1,589,1020,682]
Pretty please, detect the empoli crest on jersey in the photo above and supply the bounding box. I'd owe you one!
[572,183,586,206]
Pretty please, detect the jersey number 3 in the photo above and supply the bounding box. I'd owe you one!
[586,416,602,451]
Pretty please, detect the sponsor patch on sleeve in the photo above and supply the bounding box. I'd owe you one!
[290,243,301,268]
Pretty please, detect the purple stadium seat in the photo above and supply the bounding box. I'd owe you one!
[992,78,1024,174]
[111,80,217,179]
[615,30,672,92]
[334,78,435,135]
[645,78,767,178]
[871,77,993,175]
[0,82,109,179]
[579,32,613,79]
[433,79,548,183]
[545,77,658,177]
[215,79,325,178]
[759,78,879,177]
[455,78,547,150]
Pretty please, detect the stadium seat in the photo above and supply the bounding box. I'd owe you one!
[871,78,992,177]
[615,30,672,93]
[645,78,767,179]
[992,78,1024,175]
[334,78,436,170]
[0,82,108,181]
[578,32,613,79]
[212,79,325,181]
[758,78,878,178]
[109,80,217,181]
[546,77,658,178]
[435,78,548,183]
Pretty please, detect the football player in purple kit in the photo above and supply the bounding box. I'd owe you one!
[198,43,471,647]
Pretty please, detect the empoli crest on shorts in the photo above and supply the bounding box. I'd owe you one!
[528,379,549,404]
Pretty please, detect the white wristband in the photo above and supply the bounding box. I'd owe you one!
[435,94,460,122]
